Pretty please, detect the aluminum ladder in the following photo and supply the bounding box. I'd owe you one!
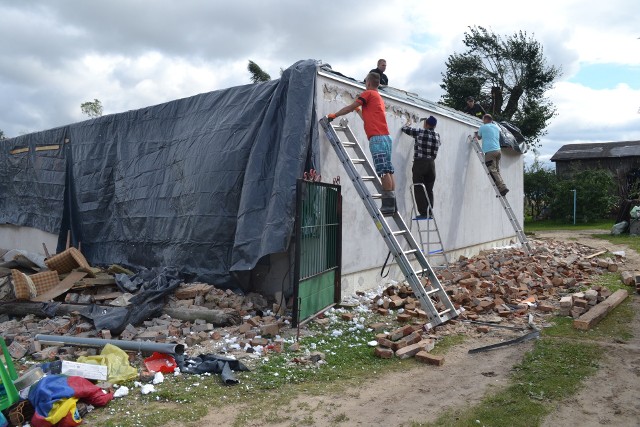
[468,135,532,254]
[409,183,449,269]
[320,116,459,327]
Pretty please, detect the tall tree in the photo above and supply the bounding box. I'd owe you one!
[0,129,6,140]
[80,99,103,118]
[247,60,271,83]
[440,26,561,148]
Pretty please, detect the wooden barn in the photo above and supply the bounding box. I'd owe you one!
[551,141,640,194]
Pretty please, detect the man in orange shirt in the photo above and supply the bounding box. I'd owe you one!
[328,72,395,214]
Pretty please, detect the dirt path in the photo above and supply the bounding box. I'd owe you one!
[197,334,534,427]
[536,230,640,426]
[199,230,640,426]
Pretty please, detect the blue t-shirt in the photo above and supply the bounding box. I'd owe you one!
[478,122,500,153]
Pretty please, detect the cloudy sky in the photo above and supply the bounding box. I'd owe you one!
[1,0,639,166]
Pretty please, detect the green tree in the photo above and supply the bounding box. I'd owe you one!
[523,158,556,220]
[0,129,6,140]
[81,99,103,118]
[247,60,271,83]
[549,169,616,223]
[440,26,561,148]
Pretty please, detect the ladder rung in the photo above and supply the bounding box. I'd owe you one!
[342,142,355,147]
[438,308,452,317]
[425,288,440,296]
[371,193,382,199]
[361,176,376,181]
[393,230,408,236]
[403,249,418,255]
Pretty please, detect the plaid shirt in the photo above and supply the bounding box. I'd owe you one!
[401,126,441,159]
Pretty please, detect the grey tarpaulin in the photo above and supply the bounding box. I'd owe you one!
[0,59,320,286]
[175,353,250,385]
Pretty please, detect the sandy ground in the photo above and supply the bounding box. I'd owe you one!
[198,230,640,426]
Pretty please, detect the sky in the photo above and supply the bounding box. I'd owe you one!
[1,0,639,167]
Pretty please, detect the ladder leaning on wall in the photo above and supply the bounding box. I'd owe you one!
[319,116,460,328]
[468,135,532,255]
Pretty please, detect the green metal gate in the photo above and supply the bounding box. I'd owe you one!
[292,179,341,326]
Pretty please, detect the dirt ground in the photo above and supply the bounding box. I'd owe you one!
[200,230,640,426]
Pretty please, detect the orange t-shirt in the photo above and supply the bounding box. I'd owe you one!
[356,90,389,139]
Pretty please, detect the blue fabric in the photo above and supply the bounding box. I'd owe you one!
[28,375,76,419]
[478,122,501,153]
[369,135,394,176]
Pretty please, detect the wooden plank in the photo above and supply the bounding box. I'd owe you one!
[92,292,123,301]
[573,289,628,331]
[0,302,241,326]
[32,271,88,302]
[585,250,607,260]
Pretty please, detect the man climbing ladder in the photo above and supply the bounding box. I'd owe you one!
[328,72,396,214]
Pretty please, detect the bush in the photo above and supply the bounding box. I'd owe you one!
[549,169,616,222]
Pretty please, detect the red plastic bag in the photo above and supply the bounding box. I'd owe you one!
[143,352,177,373]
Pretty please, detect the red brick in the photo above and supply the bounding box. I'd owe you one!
[397,313,412,323]
[377,337,394,348]
[395,341,428,359]
[374,346,394,359]
[415,351,444,366]
[341,312,355,322]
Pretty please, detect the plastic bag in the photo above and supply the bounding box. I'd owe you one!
[611,221,628,235]
[76,344,137,384]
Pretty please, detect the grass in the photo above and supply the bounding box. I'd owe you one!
[88,310,422,427]
[416,273,635,427]
[524,219,613,232]
[417,339,602,427]
[592,233,640,253]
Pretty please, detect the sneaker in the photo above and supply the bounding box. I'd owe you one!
[499,188,509,197]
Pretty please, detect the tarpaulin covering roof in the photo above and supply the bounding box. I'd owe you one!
[0,59,320,286]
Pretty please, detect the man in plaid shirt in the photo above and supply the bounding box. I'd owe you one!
[401,115,441,219]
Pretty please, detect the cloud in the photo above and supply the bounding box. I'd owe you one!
[1,0,639,156]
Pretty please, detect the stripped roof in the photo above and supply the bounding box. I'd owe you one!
[551,141,640,161]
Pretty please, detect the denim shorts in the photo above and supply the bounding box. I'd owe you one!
[369,135,394,176]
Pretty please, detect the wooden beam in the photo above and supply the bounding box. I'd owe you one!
[573,289,628,331]
[585,250,607,260]
[0,301,241,326]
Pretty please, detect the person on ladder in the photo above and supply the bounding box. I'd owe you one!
[401,115,441,219]
[327,72,396,214]
[476,114,509,196]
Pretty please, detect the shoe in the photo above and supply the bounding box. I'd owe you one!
[380,197,396,215]
[415,215,432,220]
[499,188,509,197]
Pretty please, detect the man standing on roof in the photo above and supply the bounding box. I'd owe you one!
[328,72,396,214]
[463,96,486,119]
[366,59,388,86]
[476,114,509,196]
[401,115,440,219]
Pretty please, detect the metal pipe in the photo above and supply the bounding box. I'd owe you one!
[34,334,185,355]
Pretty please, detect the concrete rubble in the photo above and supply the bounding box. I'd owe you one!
[0,236,635,424]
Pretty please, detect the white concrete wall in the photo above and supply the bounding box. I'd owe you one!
[0,224,58,256]
[316,74,524,295]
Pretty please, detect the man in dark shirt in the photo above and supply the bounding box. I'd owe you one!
[463,96,486,119]
[401,115,441,219]
[366,59,388,86]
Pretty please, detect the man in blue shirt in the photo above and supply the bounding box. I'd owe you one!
[476,114,509,196]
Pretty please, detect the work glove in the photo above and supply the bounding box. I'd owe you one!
[327,113,337,122]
